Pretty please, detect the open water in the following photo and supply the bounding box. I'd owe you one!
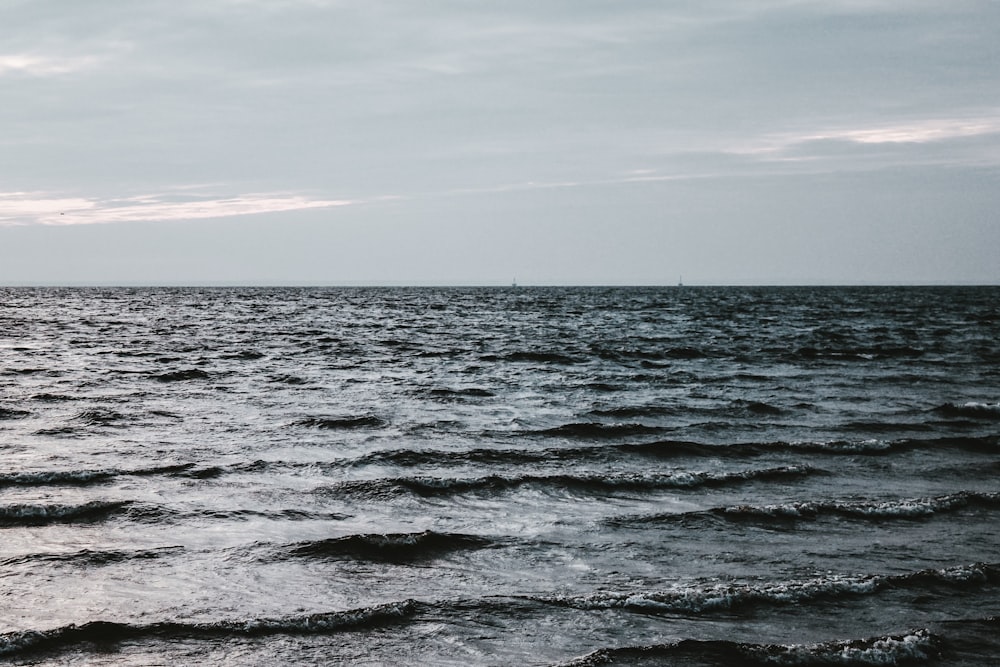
[0,286,998,665]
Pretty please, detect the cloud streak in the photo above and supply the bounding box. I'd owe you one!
[727,113,1000,167]
[0,53,104,77]
[0,192,354,226]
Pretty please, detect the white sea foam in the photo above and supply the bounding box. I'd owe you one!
[753,628,937,665]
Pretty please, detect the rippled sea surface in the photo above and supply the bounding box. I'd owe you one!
[1,286,998,665]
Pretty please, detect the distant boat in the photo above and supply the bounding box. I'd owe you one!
[678,276,683,287]
[512,278,517,288]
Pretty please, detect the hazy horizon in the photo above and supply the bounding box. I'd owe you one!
[2,280,996,288]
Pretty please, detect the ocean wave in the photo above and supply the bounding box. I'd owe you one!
[33,425,84,436]
[787,435,1000,455]
[531,422,667,439]
[30,393,76,402]
[739,400,785,415]
[0,600,420,658]
[295,415,387,430]
[0,501,133,527]
[932,402,1000,421]
[584,382,625,392]
[0,469,115,487]
[661,346,712,359]
[133,462,200,476]
[174,465,226,479]
[269,373,309,385]
[188,508,349,522]
[350,442,720,468]
[0,407,30,419]
[221,349,265,360]
[321,466,820,499]
[838,421,935,434]
[589,344,710,362]
[391,436,994,467]
[610,491,1000,527]
[0,463,197,488]
[587,399,786,420]
[346,436,995,470]
[527,563,999,615]
[425,387,495,400]
[586,405,677,419]
[788,345,925,362]
[557,629,939,666]
[2,367,47,376]
[336,437,949,470]
[627,436,1000,458]
[352,445,611,468]
[163,460,280,480]
[24,502,349,526]
[0,546,184,568]
[503,351,582,364]
[277,530,495,563]
[152,368,212,382]
[30,408,187,435]
[70,408,130,426]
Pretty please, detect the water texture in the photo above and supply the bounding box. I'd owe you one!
[0,286,998,665]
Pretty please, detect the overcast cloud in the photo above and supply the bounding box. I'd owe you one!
[1,0,998,284]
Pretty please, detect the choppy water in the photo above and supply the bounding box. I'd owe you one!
[0,286,998,665]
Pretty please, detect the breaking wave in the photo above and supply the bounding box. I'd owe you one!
[557,629,939,666]
[932,402,1000,421]
[525,563,1000,615]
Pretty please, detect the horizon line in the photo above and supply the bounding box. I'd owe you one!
[1,281,997,288]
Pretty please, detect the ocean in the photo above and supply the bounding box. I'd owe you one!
[0,286,997,665]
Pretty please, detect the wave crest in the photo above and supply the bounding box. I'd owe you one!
[322,466,819,499]
[530,563,999,615]
[295,415,386,430]
[0,501,133,527]
[933,402,1000,421]
[280,530,494,562]
[558,629,939,666]
[0,600,420,658]
[612,491,1000,527]
[153,369,211,382]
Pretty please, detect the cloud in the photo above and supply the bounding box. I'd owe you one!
[0,53,103,77]
[0,171,724,229]
[722,113,1000,173]
[4,1,997,194]
[785,116,1000,147]
[0,191,354,226]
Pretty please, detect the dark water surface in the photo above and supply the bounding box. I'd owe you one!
[0,286,998,665]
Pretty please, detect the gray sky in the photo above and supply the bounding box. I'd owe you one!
[1,0,998,285]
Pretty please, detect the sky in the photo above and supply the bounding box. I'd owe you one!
[1,0,998,285]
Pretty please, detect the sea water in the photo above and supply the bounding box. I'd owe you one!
[0,286,997,665]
